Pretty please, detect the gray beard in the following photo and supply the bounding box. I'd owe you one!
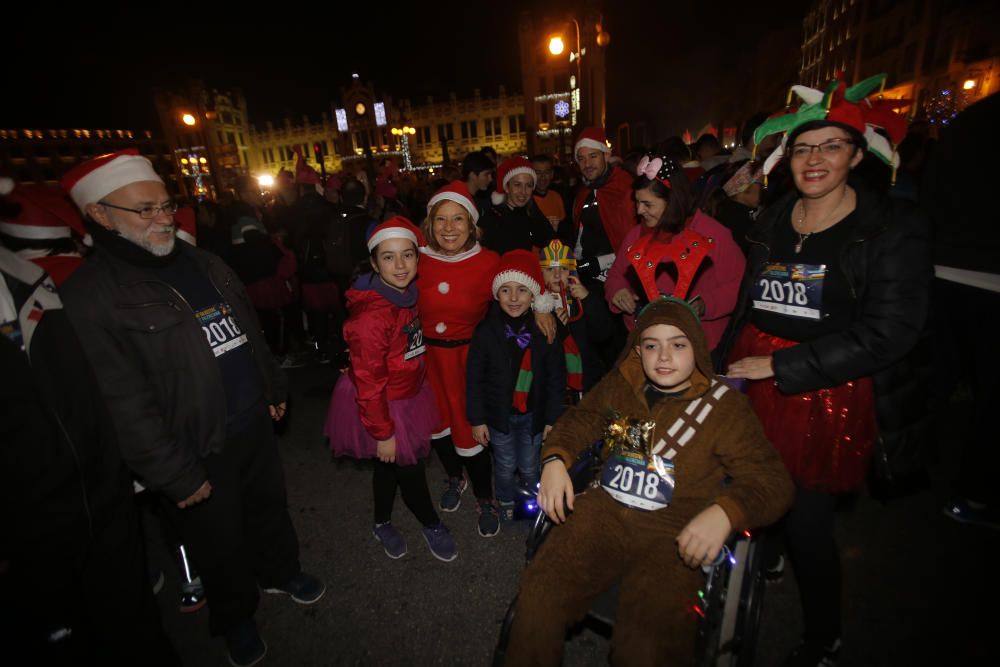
[119,226,176,256]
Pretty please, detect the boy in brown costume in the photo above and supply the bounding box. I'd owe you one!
[505,297,793,666]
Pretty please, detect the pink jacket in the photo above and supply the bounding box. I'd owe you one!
[604,210,746,350]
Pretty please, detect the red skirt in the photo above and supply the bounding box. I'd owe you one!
[729,323,876,492]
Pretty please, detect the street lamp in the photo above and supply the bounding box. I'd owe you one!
[547,18,610,132]
[181,113,196,126]
[391,126,416,171]
[548,36,565,56]
[963,79,976,90]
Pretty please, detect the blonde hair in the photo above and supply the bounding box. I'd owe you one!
[422,199,480,252]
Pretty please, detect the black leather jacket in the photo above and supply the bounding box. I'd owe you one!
[719,179,933,479]
[61,242,287,502]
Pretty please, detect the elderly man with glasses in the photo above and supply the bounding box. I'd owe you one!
[59,150,323,667]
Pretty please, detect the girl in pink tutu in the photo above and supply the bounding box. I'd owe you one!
[325,216,457,562]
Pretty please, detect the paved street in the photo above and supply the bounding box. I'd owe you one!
[150,364,999,666]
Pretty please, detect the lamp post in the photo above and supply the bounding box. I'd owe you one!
[391,126,416,171]
[548,18,610,141]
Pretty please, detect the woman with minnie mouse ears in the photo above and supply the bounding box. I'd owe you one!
[603,152,746,353]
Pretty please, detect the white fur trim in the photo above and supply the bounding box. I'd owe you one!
[367,227,418,253]
[761,136,787,176]
[502,166,536,190]
[437,281,450,294]
[435,322,447,334]
[490,191,506,206]
[0,177,13,196]
[0,221,72,240]
[456,443,484,457]
[531,293,555,313]
[492,270,540,299]
[427,191,479,224]
[574,138,611,154]
[176,229,196,245]
[420,243,482,263]
[68,155,163,210]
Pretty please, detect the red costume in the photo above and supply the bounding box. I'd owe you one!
[417,244,500,455]
[572,167,636,254]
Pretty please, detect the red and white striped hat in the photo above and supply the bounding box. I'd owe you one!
[0,184,86,241]
[492,249,546,299]
[174,206,197,245]
[491,156,536,205]
[426,180,479,224]
[60,149,163,211]
[366,216,426,253]
[574,127,611,156]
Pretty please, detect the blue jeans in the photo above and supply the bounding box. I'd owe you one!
[489,413,542,504]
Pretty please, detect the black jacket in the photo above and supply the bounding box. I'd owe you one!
[719,179,933,479]
[61,240,287,503]
[479,201,551,255]
[466,305,566,435]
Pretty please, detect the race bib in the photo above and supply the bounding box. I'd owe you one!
[751,263,826,320]
[402,316,426,361]
[195,302,247,357]
[601,451,674,511]
[1,319,24,352]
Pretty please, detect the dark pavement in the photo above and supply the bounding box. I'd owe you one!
[148,364,999,666]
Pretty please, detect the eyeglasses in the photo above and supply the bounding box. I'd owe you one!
[789,139,854,159]
[99,200,179,219]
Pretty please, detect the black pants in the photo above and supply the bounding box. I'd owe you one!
[161,410,301,636]
[2,492,178,666]
[432,436,494,500]
[779,485,841,646]
[373,460,439,526]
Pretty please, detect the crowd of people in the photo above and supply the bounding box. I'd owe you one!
[2,73,996,667]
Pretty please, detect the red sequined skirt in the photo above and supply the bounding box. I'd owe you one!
[729,323,876,492]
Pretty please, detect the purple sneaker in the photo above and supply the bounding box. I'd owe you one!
[422,523,458,562]
[373,521,407,559]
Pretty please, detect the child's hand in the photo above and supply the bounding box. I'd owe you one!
[471,424,490,446]
[555,307,569,325]
[542,425,553,440]
[539,460,574,524]
[376,437,397,463]
[676,504,732,568]
[567,275,589,300]
[534,311,557,343]
[611,288,640,314]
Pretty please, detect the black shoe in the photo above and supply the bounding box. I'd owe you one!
[262,572,325,605]
[225,619,267,667]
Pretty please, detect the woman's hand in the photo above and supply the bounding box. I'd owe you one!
[534,311,557,344]
[376,437,397,463]
[727,355,775,380]
[471,424,490,446]
[612,288,640,314]
[538,460,574,524]
[676,504,732,568]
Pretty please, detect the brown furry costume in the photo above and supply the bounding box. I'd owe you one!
[505,299,793,666]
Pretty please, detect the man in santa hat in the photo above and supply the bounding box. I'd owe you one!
[58,150,324,667]
[571,127,636,286]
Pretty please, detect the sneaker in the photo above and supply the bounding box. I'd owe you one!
[262,572,325,605]
[943,498,1000,530]
[784,638,841,667]
[373,521,407,559]
[476,499,501,537]
[498,501,516,523]
[180,576,207,614]
[225,619,267,667]
[279,353,308,369]
[439,476,468,512]
[422,524,458,562]
[766,554,785,585]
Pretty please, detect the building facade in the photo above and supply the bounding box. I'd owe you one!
[801,0,999,129]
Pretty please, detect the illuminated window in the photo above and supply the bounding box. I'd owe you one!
[374,102,387,127]
[335,108,349,132]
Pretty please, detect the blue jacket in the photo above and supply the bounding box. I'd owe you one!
[466,304,566,435]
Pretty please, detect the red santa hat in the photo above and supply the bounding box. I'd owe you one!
[174,206,197,245]
[426,180,479,224]
[491,156,536,206]
[60,149,163,211]
[574,127,611,156]
[0,183,87,240]
[366,215,426,253]
[491,249,547,300]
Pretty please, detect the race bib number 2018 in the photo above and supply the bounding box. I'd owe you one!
[752,263,826,320]
[195,302,248,357]
[601,451,674,511]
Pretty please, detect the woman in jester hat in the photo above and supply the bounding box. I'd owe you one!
[720,72,932,666]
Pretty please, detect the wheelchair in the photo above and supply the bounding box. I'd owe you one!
[494,440,767,667]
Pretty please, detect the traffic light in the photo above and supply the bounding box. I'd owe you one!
[313,142,325,164]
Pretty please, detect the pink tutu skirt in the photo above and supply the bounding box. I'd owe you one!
[325,375,437,466]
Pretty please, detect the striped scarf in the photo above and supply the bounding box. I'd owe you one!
[564,334,583,391]
[513,348,533,413]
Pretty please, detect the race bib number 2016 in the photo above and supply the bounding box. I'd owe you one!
[751,263,826,320]
[195,302,248,357]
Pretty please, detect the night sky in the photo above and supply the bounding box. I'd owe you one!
[4,1,806,141]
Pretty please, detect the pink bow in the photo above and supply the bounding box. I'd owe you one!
[636,155,662,180]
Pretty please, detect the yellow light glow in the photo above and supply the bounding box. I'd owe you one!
[257,174,275,188]
[180,158,189,164]
[963,79,976,90]
[548,36,565,56]
[199,157,207,164]
[181,113,196,126]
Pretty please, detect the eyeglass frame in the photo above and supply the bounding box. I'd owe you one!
[98,199,179,220]
[788,138,855,159]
